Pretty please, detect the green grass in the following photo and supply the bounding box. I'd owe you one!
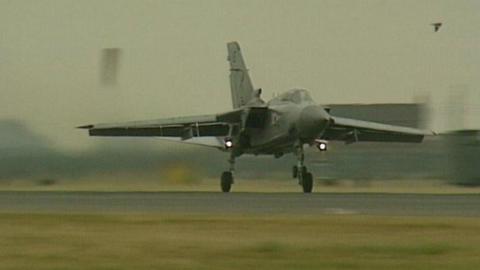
[0,214,480,269]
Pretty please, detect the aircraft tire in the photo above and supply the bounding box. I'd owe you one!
[293,166,308,178]
[301,166,308,176]
[302,172,313,193]
[221,171,233,192]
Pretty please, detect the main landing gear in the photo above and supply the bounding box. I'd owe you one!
[220,154,235,192]
[219,144,313,193]
[294,144,313,193]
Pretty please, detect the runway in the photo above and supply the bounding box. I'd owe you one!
[0,192,479,216]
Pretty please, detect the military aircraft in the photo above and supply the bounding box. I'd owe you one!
[79,42,433,193]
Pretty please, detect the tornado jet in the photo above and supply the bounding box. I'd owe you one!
[78,42,433,193]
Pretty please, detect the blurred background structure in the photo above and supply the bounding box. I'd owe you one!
[100,48,122,86]
[0,109,479,186]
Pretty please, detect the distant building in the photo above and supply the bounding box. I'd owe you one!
[328,103,422,128]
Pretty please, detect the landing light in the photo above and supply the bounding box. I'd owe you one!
[315,140,328,151]
[318,143,327,151]
[224,138,234,149]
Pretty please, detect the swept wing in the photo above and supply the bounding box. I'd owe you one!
[322,116,433,143]
[77,113,240,148]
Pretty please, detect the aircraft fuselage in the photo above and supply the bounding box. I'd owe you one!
[237,89,330,156]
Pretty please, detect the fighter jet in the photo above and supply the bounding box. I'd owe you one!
[78,42,433,193]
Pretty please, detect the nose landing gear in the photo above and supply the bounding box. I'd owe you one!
[301,171,313,193]
[294,144,313,193]
[221,171,233,192]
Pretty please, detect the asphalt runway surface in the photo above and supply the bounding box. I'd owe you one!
[0,192,479,216]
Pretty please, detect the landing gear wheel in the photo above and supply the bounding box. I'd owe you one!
[221,171,233,193]
[301,166,307,175]
[293,166,307,178]
[302,172,313,193]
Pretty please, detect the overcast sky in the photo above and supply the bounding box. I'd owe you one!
[1,0,479,150]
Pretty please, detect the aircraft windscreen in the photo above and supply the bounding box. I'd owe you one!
[299,90,313,102]
[276,89,313,104]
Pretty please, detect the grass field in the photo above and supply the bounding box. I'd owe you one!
[1,213,480,270]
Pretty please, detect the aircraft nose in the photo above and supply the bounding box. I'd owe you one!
[298,105,330,139]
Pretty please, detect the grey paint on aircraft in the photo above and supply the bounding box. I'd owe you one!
[79,42,433,192]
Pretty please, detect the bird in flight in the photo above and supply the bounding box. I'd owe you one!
[431,22,442,32]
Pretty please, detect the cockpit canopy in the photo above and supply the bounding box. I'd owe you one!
[270,89,314,104]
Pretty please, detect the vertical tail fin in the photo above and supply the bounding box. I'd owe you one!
[227,42,254,108]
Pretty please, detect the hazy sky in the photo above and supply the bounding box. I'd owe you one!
[1,0,479,150]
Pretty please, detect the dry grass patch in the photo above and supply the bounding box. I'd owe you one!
[0,214,479,269]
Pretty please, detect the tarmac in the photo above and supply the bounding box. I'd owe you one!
[0,191,479,216]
